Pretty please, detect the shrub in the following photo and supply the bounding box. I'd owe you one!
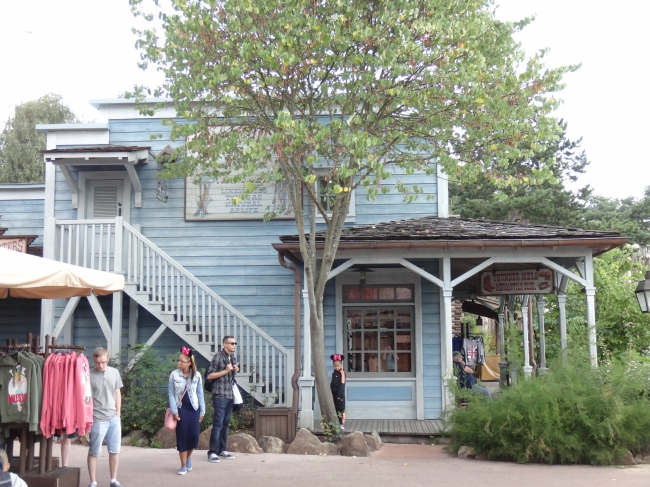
[112,344,176,436]
[447,351,650,465]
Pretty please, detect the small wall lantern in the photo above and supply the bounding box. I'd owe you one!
[635,271,650,314]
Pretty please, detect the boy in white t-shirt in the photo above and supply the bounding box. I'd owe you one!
[0,449,28,487]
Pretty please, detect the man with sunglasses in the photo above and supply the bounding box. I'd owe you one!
[205,336,239,463]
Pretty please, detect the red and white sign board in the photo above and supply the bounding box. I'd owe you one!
[479,268,555,295]
[0,238,29,253]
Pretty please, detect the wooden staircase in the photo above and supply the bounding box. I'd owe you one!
[53,217,293,407]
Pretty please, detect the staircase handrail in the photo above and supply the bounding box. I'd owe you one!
[121,220,288,355]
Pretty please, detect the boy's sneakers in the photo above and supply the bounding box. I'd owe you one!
[186,458,193,471]
[177,467,187,475]
[340,424,345,431]
[208,452,220,463]
[219,451,235,459]
[110,482,124,487]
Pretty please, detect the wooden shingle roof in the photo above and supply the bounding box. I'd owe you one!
[279,216,623,243]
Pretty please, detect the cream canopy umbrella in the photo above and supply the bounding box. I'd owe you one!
[0,247,124,299]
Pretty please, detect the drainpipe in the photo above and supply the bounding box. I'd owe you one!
[278,251,301,414]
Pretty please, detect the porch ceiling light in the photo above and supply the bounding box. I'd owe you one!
[352,267,374,286]
[635,271,650,314]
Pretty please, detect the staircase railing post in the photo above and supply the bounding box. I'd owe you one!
[114,216,124,274]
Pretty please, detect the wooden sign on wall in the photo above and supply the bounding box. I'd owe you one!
[479,268,555,295]
[0,237,29,253]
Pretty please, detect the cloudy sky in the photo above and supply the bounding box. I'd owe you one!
[1,0,648,200]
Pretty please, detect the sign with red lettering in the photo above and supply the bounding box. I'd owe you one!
[479,268,555,295]
[0,238,28,253]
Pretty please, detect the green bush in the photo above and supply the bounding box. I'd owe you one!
[112,345,177,436]
[448,351,650,465]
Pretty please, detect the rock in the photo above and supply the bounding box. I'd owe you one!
[287,428,325,456]
[364,432,382,452]
[618,450,636,466]
[78,434,90,447]
[155,427,177,449]
[134,438,149,448]
[197,427,212,450]
[258,436,286,454]
[121,436,132,446]
[635,455,644,464]
[321,442,340,456]
[457,446,475,459]
[475,453,489,461]
[226,433,262,454]
[129,430,146,442]
[643,456,650,465]
[340,431,370,457]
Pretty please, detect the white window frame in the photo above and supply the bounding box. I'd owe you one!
[313,170,356,223]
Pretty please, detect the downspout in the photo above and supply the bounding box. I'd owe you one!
[278,251,301,414]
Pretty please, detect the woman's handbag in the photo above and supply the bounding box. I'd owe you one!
[165,383,188,431]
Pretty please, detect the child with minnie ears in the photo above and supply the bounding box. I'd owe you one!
[329,354,346,430]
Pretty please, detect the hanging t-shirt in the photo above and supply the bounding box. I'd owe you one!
[462,338,479,366]
[74,354,93,436]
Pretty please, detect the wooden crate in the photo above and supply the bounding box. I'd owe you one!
[254,408,296,444]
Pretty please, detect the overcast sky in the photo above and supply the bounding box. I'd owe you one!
[1,1,648,200]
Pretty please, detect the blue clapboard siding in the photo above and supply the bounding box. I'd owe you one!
[0,197,45,246]
[0,297,41,342]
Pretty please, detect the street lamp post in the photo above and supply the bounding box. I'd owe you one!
[635,271,650,314]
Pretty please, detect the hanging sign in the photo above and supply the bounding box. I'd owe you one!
[0,237,29,253]
[479,268,555,295]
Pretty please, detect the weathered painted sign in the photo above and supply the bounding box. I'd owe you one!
[0,237,29,253]
[479,268,555,295]
[184,177,294,221]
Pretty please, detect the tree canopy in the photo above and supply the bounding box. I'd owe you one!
[130,0,574,424]
[0,94,78,183]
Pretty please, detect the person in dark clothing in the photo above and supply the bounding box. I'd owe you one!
[330,354,346,430]
[205,336,239,463]
[453,352,492,399]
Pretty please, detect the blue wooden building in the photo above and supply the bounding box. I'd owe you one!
[0,98,626,430]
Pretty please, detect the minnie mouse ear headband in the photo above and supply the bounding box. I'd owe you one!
[181,346,193,358]
[330,354,344,362]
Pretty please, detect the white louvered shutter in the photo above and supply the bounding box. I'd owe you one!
[93,186,120,218]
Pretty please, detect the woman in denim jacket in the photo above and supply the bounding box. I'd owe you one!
[168,346,206,475]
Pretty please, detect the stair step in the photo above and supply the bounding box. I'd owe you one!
[172,321,189,326]
[160,310,176,315]
[148,300,164,305]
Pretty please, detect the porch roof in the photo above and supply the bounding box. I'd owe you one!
[274,216,628,257]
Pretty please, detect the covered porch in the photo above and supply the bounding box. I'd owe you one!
[273,216,628,429]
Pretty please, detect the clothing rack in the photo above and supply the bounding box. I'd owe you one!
[1,333,39,475]
[39,335,86,474]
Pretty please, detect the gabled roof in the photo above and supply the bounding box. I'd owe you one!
[42,146,150,154]
[279,216,623,243]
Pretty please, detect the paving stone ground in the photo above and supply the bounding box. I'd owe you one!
[61,442,650,487]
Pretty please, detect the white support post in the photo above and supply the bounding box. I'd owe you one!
[585,253,598,368]
[51,296,81,338]
[440,257,453,411]
[298,271,314,429]
[498,297,507,388]
[537,296,548,373]
[112,291,123,360]
[41,159,57,346]
[521,296,532,379]
[114,216,123,274]
[557,275,569,356]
